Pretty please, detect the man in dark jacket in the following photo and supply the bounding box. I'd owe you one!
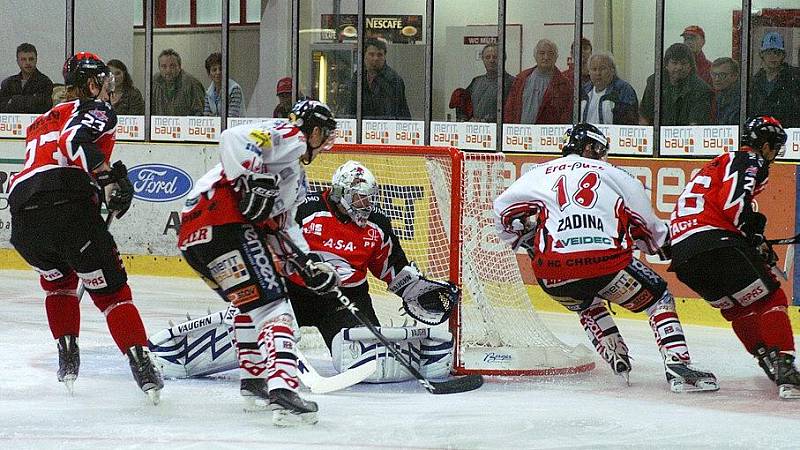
[0,43,53,114]
[749,32,800,129]
[579,52,638,124]
[640,43,712,126]
[345,38,411,120]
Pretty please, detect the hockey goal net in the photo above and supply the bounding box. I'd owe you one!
[303,144,594,376]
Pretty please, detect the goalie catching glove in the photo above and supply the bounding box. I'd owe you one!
[388,263,459,326]
[95,161,134,218]
[235,173,280,222]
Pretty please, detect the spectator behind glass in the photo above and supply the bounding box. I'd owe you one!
[152,49,205,116]
[640,43,712,126]
[203,52,243,118]
[344,38,411,120]
[579,52,638,125]
[0,43,53,113]
[107,59,144,115]
[563,37,592,86]
[710,57,740,125]
[681,25,712,86]
[504,39,572,124]
[273,77,293,118]
[749,32,800,129]
[465,44,515,122]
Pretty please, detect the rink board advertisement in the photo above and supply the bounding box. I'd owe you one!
[1,140,800,308]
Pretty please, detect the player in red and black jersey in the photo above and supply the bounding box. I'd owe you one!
[670,115,799,399]
[8,52,162,402]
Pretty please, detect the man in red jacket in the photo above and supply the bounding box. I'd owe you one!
[504,39,572,124]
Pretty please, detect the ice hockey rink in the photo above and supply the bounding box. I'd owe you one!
[1,269,799,450]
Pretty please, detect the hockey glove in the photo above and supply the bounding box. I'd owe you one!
[300,253,340,294]
[504,214,537,258]
[741,211,767,241]
[96,161,134,219]
[388,264,460,325]
[236,173,280,222]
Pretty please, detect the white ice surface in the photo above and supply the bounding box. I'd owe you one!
[1,269,799,450]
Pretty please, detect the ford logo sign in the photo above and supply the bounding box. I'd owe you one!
[128,164,193,202]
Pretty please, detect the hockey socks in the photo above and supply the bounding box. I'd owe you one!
[90,284,148,353]
[579,304,631,376]
[728,289,795,355]
[42,271,81,339]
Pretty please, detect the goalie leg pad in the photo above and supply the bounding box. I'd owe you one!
[331,326,453,383]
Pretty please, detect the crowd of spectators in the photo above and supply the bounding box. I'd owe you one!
[1,30,797,131]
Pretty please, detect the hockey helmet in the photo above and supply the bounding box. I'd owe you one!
[289,99,337,138]
[562,123,609,159]
[63,52,113,95]
[741,115,787,160]
[330,160,379,227]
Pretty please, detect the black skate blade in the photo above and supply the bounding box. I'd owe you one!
[429,374,484,394]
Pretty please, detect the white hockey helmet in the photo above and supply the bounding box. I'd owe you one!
[329,160,379,227]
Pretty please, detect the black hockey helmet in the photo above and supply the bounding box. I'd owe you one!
[741,115,787,159]
[63,52,112,95]
[562,123,609,159]
[289,99,337,138]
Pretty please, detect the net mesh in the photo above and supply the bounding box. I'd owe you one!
[302,145,594,375]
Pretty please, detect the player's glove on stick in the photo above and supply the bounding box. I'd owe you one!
[236,173,280,222]
[301,253,340,294]
[388,263,459,326]
[96,161,134,218]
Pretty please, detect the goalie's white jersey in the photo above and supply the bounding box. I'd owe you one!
[493,154,668,281]
[178,119,309,252]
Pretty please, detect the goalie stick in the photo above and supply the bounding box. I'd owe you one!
[154,307,377,393]
[275,229,484,395]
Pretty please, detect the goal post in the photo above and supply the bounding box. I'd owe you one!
[304,144,595,376]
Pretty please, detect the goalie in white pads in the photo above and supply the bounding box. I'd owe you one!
[170,100,339,426]
[150,161,458,386]
[493,124,718,393]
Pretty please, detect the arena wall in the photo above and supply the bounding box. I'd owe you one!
[2,139,798,329]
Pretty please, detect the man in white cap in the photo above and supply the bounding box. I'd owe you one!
[750,31,800,128]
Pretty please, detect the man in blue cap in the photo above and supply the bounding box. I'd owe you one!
[749,31,800,128]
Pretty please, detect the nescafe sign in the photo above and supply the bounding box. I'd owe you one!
[128,164,193,202]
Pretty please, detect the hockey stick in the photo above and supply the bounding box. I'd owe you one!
[274,229,484,395]
[150,306,377,393]
[767,233,800,245]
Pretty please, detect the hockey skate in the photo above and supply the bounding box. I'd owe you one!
[663,353,719,393]
[240,378,271,412]
[600,335,632,385]
[126,345,164,405]
[755,347,800,400]
[269,388,319,427]
[57,335,80,394]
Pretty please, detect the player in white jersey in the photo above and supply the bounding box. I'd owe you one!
[176,100,339,426]
[493,123,718,392]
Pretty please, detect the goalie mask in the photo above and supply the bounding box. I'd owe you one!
[329,160,379,227]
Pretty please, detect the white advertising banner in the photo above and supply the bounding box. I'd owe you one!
[228,117,266,128]
[780,128,800,160]
[151,116,221,142]
[334,118,356,144]
[502,124,570,153]
[430,122,496,150]
[0,113,37,138]
[362,120,424,146]
[659,126,738,156]
[116,115,145,141]
[597,125,654,156]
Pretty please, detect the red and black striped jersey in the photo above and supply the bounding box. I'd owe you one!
[669,150,769,263]
[293,190,410,288]
[8,99,116,212]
